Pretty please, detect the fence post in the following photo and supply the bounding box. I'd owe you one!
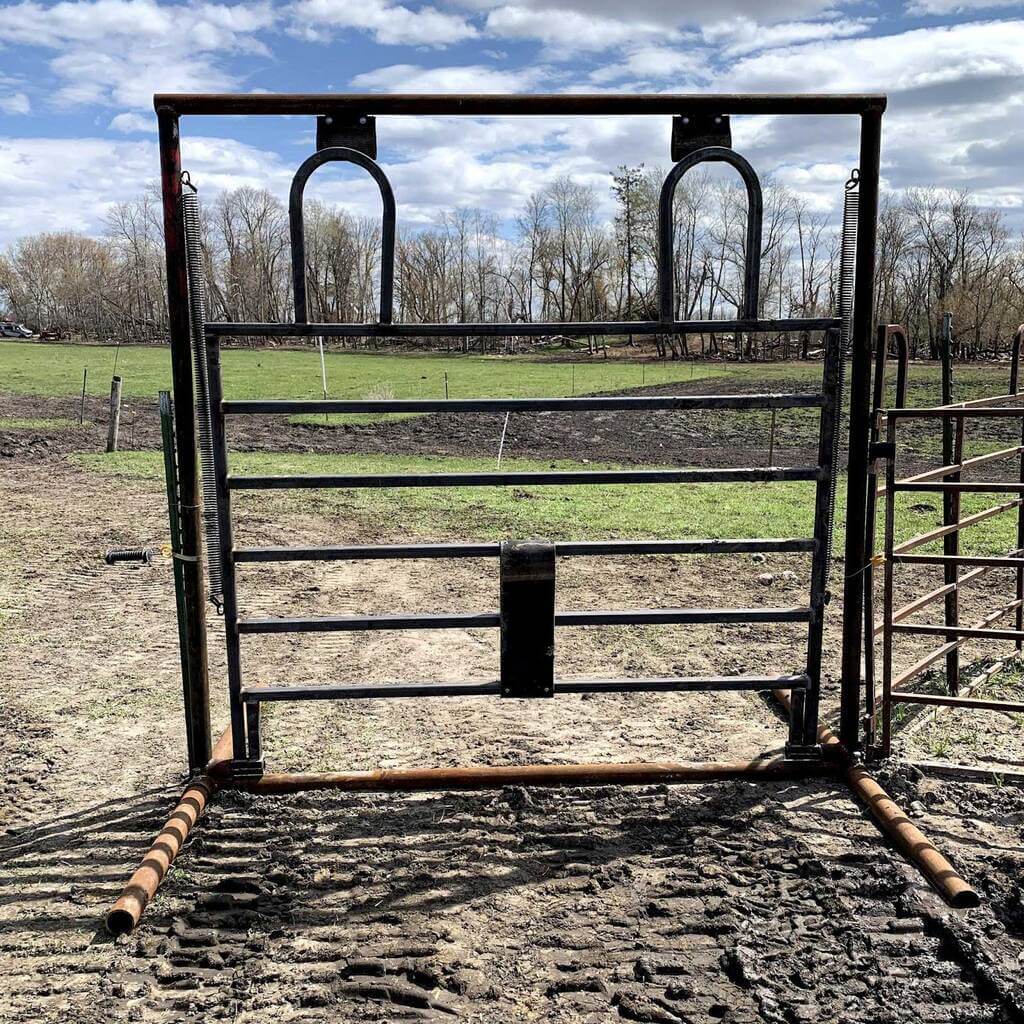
[79,367,88,425]
[157,104,212,770]
[940,312,960,695]
[105,375,122,452]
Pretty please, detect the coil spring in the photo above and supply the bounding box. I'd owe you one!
[825,169,860,579]
[104,547,155,565]
[180,178,224,609]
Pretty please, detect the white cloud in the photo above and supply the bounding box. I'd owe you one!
[0,92,31,115]
[0,0,275,110]
[289,0,477,45]
[484,5,680,53]
[109,112,157,133]
[906,0,1020,14]
[350,63,548,92]
[466,0,836,27]
[703,17,874,57]
[0,133,293,245]
[588,46,709,86]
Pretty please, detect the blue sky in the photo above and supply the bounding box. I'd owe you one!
[1,0,1023,245]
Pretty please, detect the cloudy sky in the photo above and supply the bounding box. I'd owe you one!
[0,0,1023,246]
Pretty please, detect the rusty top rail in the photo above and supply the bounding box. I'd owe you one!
[153,93,887,117]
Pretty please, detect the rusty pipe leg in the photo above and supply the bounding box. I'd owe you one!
[106,727,232,935]
[238,758,832,795]
[772,688,978,908]
[846,764,979,908]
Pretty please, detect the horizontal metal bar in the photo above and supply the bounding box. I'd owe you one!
[243,681,501,700]
[888,597,1022,688]
[229,466,824,490]
[157,93,887,117]
[557,673,810,694]
[877,445,1024,497]
[239,612,500,634]
[894,481,1024,493]
[555,538,817,556]
[238,606,811,634]
[891,499,1021,555]
[895,554,1024,567]
[222,393,826,415]
[240,673,811,702]
[240,758,834,795]
[233,537,817,563]
[935,392,1024,411]
[207,318,841,339]
[890,692,1024,713]
[557,607,811,626]
[887,407,1024,420]
[893,623,1024,642]
[909,760,1024,785]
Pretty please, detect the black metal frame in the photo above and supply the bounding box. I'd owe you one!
[155,92,885,775]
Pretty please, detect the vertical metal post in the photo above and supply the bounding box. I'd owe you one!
[159,390,196,771]
[205,335,254,770]
[1011,328,1024,649]
[881,415,897,757]
[940,313,960,694]
[106,375,123,452]
[79,367,88,425]
[157,106,212,769]
[839,107,882,754]
[795,326,842,750]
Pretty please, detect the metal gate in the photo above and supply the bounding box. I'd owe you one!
[154,92,887,778]
[875,325,1024,757]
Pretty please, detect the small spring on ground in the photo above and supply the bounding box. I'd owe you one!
[104,547,155,565]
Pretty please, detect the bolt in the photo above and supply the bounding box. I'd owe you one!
[325,116,333,125]
[714,116,722,124]
[359,116,368,125]
[682,116,690,125]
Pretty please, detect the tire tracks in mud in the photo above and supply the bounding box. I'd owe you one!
[45,783,1014,1024]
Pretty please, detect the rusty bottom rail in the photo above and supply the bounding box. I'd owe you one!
[772,689,979,909]
[239,758,824,794]
[107,717,979,934]
[105,729,233,935]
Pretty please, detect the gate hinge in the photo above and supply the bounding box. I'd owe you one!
[317,113,377,157]
[870,441,895,461]
[671,113,731,160]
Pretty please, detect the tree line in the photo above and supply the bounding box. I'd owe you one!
[1,167,1021,360]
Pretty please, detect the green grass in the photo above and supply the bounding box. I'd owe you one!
[80,449,1020,554]
[0,416,79,430]
[0,341,720,404]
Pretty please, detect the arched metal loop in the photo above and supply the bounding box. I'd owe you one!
[658,146,763,323]
[289,147,396,325]
[1010,323,1024,395]
[873,324,909,412]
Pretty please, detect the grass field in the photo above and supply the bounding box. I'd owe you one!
[82,450,1019,555]
[0,341,721,403]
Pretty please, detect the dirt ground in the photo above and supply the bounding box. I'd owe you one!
[1,383,1023,1023]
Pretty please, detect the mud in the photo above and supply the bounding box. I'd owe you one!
[1,398,1023,1022]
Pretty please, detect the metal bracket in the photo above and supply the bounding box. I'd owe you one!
[870,441,896,461]
[316,113,377,157]
[500,540,555,698]
[784,742,823,763]
[671,113,731,161]
[229,758,265,780]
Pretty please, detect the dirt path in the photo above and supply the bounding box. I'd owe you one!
[1,454,1022,1023]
